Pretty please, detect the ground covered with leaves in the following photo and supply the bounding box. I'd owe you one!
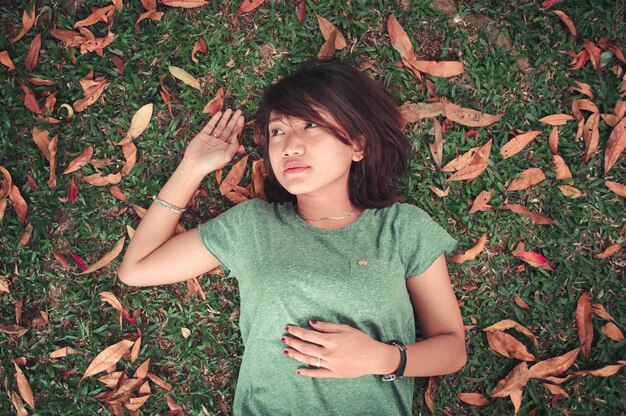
[1,0,625,415]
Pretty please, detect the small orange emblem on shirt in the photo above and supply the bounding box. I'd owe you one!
[358,260,368,266]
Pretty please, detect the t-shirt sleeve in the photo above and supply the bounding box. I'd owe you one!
[197,199,257,277]
[401,205,458,278]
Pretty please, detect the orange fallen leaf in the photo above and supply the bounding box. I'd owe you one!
[483,319,538,349]
[169,65,200,90]
[514,296,530,310]
[398,102,443,122]
[159,85,174,117]
[73,72,109,112]
[445,162,489,183]
[458,392,490,406]
[500,130,542,159]
[51,250,70,271]
[203,87,225,115]
[118,103,153,144]
[135,8,164,30]
[538,114,574,126]
[0,50,15,70]
[191,38,207,63]
[442,145,480,172]
[31,310,48,328]
[553,154,573,181]
[130,336,142,363]
[83,172,122,186]
[20,81,44,114]
[441,99,504,127]
[572,98,599,118]
[74,5,114,28]
[424,376,437,413]
[50,28,86,47]
[592,303,616,322]
[77,28,116,56]
[147,373,173,391]
[121,143,137,176]
[486,330,536,361]
[250,159,266,200]
[387,15,415,62]
[557,184,584,198]
[582,113,600,164]
[219,154,250,196]
[490,362,529,398]
[124,394,151,412]
[605,181,626,197]
[595,244,621,259]
[235,0,264,16]
[506,168,546,191]
[583,39,601,69]
[511,242,553,270]
[134,358,151,379]
[429,186,449,197]
[317,14,347,49]
[574,363,624,377]
[576,292,593,357]
[601,322,625,342]
[11,7,36,43]
[9,184,28,223]
[14,363,35,409]
[317,29,337,59]
[604,117,626,174]
[450,233,487,264]
[24,33,41,71]
[405,58,464,78]
[9,389,28,416]
[76,237,126,275]
[0,324,28,337]
[529,348,580,379]
[50,346,83,358]
[543,383,569,398]
[19,223,33,245]
[162,0,208,7]
[469,189,493,214]
[109,186,127,201]
[81,339,135,382]
[429,118,443,168]
[569,80,593,99]
[552,10,576,37]
[63,146,94,174]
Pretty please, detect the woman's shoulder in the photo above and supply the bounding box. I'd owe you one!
[374,201,431,220]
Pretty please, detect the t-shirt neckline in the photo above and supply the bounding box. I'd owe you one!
[286,202,372,234]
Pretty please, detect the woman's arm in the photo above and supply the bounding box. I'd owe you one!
[118,109,244,287]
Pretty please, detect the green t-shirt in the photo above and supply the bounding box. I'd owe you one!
[198,198,457,415]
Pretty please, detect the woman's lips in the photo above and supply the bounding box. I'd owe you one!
[284,167,309,174]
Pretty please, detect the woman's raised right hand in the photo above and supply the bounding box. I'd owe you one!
[182,108,245,175]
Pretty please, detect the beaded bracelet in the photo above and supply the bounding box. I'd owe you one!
[152,195,187,213]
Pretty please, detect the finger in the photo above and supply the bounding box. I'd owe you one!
[286,325,328,345]
[212,108,233,137]
[282,335,325,357]
[226,113,245,146]
[220,109,243,139]
[296,368,334,378]
[309,320,348,334]
[282,347,325,369]
[198,111,223,135]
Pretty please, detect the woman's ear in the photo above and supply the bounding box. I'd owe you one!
[351,137,365,162]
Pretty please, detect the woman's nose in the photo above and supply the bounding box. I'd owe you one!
[282,132,305,157]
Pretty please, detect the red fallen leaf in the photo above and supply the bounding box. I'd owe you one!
[20,82,44,114]
[67,177,78,202]
[450,233,487,264]
[553,155,573,181]
[576,292,593,357]
[69,252,88,271]
[441,98,503,127]
[0,51,16,70]
[24,33,42,71]
[9,185,28,223]
[511,242,553,270]
[52,250,70,271]
[570,49,589,70]
[601,322,625,342]
[528,348,580,378]
[122,309,139,325]
[490,362,529,398]
[506,168,546,191]
[109,186,127,201]
[159,85,173,117]
[582,113,600,164]
[203,87,225,115]
[465,129,479,139]
[583,39,601,70]
[469,189,493,214]
[235,0,263,16]
[485,330,536,361]
[605,181,626,197]
[425,376,437,413]
[500,130,542,159]
[297,0,306,22]
[458,392,490,406]
[63,146,94,174]
[552,11,576,37]
[11,7,36,43]
[191,38,207,64]
[542,0,560,8]
[597,39,626,64]
[604,117,626,174]
[573,363,625,377]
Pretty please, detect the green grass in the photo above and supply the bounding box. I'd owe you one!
[1,0,625,414]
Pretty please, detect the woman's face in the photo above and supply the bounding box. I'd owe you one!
[267,110,363,200]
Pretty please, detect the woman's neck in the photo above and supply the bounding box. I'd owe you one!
[294,197,364,230]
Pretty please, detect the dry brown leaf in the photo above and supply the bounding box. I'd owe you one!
[134,358,151,379]
[50,346,83,358]
[24,33,41,71]
[81,339,134,382]
[539,114,574,126]
[604,117,626,174]
[514,296,530,310]
[506,168,546,191]
[9,184,28,223]
[458,392,490,406]
[446,162,489,183]
[483,319,539,349]
[429,118,443,168]
[529,347,580,379]
[202,87,225,115]
[83,172,122,186]
[147,373,173,391]
[136,9,164,30]
[398,102,443,122]
[138,380,151,395]
[169,66,200,90]
[162,0,208,7]
[18,223,32,245]
[121,142,137,176]
[73,72,109,112]
[100,292,124,312]
[76,237,126,275]
[490,362,529,398]
[96,371,124,388]
[30,310,48,328]
[219,154,250,196]
[405,59,464,77]
[605,180,626,197]
[20,82,44,114]
[422,376,436,413]
[543,383,569,398]
[9,389,28,416]
[552,11,576,37]
[119,104,153,144]
[569,80,593,99]
[442,145,480,172]
[74,5,114,28]
[572,98,599,118]
[0,165,13,200]
[317,29,337,59]
[486,330,536,361]
[511,242,553,269]
[583,112,600,164]
[441,99,504,127]
[250,159,266,200]
[109,186,127,201]
[574,364,624,377]
[557,184,584,198]
[576,292,593,357]
[592,303,616,322]
[387,14,415,61]
[500,130,542,159]
[159,85,173,117]
[14,363,35,409]
[191,38,207,63]
[130,336,142,363]
[601,322,625,342]
[583,39,601,69]
[124,394,151,412]
[469,189,493,214]
[235,0,264,16]
[11,8,36,43]
[0,324,28,337]
[63,146,94,174]
[0,50,15,70]
[553,154,573,181]
[429,186,449,197]
[316,14,347,49]
[450,233,487,264]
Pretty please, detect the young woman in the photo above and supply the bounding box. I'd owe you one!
[119,58,466,415]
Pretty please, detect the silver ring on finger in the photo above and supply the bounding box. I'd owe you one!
[211,132,219,137]
[315,357,321,368]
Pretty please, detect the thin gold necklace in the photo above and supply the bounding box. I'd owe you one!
[295,205,356,221]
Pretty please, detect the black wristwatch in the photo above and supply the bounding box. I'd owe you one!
[381,339,407,382]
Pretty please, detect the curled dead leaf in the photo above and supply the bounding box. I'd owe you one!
[83,172,122,186]
[490,362,529,398]
[76,237,126,275]
[316,14,347,49]
[485,331,536,361]
[63,146,94,174]
[80,339,134,382]
[529,348,580,379]
[450,233,487,264]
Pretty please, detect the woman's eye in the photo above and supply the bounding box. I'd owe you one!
[270,128,283,137]
[305,122,318,129]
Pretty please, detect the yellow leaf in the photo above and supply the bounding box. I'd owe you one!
[119,103,153,144]
[169,66,201,90]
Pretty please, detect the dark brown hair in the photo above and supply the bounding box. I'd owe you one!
[254,57,409,208]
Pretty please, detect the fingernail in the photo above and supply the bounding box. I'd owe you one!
[283,349,289,355]
[281,337,286,343]
[310,320,317,325]
[296,370,302,375]
[285,326,289,332]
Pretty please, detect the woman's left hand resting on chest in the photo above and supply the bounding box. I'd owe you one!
[282,254,467,378]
